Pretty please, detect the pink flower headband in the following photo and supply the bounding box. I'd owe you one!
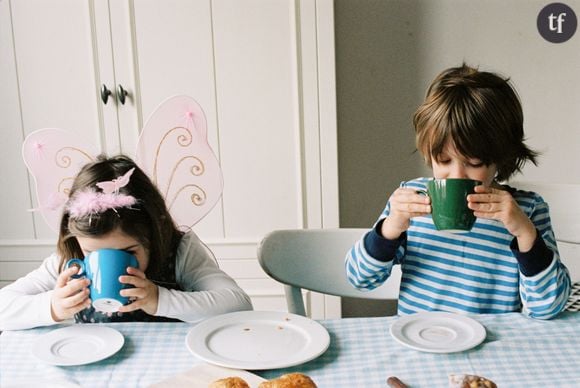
[67,168,137,219]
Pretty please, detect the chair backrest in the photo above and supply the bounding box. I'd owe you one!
[257,228,401,316]
[511,181,580,281]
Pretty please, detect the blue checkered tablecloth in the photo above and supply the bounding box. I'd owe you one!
[1,312,579,387]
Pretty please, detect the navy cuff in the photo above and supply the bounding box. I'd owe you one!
[510,230,553,277]
[363,218,406,262]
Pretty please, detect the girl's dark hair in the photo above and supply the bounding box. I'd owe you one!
[56,155,183,276]
[413,63,539,181]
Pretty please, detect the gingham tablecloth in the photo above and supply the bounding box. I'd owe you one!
[1,312,579,387]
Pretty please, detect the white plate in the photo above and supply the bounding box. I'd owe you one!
[32,325,124,366]
[186,311,330,370]
[390,311,486,353]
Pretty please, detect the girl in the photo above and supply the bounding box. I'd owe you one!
[345,64,571,319]
[0,155,252,330]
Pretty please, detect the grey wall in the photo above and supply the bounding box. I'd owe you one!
[335,0,580,316]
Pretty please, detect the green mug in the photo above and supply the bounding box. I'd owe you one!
[421,178,481,233]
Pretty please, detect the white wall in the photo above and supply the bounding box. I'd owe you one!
[412,0,580,184]
[335,0,580,316]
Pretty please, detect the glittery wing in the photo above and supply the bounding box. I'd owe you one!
[136,95,223,230]
[22,128,97,231]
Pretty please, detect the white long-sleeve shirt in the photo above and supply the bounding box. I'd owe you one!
[0,231,252,330]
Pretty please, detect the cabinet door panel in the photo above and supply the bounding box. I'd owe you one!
[9,0,103,239]
[0,0,34,239]
[213,0,303,239]
[94,0,140,157]
[131,0,224,240]
[11,1,101,141]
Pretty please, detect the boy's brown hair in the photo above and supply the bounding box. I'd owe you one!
[413,63,538,181]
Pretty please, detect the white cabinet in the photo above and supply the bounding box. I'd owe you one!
[0,0,340,318]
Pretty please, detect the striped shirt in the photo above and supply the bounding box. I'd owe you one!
[345,177,571,319]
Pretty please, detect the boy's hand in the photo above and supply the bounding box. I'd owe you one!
[118,267,159,316]
[51,266,91,322]
[382,187,431,240]
[468,185,537,251]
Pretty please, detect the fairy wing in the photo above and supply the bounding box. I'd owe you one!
[22,128,97,232]
[136,95,223,230]
[21,96,221,232]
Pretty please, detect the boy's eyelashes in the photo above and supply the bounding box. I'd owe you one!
[436,158,483,168]
[464,159,484,167]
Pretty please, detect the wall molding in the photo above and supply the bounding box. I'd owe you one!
[0,238,261,260]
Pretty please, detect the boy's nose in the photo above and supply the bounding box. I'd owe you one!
[449,165,468,179]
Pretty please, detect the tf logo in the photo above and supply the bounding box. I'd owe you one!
[537,2,577,43]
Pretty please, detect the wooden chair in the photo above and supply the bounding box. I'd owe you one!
[257,228,401,317]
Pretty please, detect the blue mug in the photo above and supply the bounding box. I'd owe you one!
[66,249,139,313]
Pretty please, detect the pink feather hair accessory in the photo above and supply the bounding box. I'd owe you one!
[67,190,137,219]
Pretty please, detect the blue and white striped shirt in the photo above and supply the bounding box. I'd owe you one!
[345,178,571,319]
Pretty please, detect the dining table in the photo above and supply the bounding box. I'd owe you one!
[1,311,579,387]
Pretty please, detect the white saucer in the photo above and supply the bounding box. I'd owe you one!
[32,325,124,366]
[390,311,486,353]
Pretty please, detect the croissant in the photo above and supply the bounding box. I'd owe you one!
[258,373,317,388]
[209,373,317,388]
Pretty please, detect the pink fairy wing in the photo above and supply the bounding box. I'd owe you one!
[136,95,223,230]
[22,128,97,231]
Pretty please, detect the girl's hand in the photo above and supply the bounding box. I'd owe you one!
[381,187,431,240]
[51,266,91,322]
[118,267,159,316]
[467,185,537,251]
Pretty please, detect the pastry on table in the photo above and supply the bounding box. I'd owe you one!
[449,374,497,388]
[209,372,317,388]
[209,376,251,388]
[258,373,317,388]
